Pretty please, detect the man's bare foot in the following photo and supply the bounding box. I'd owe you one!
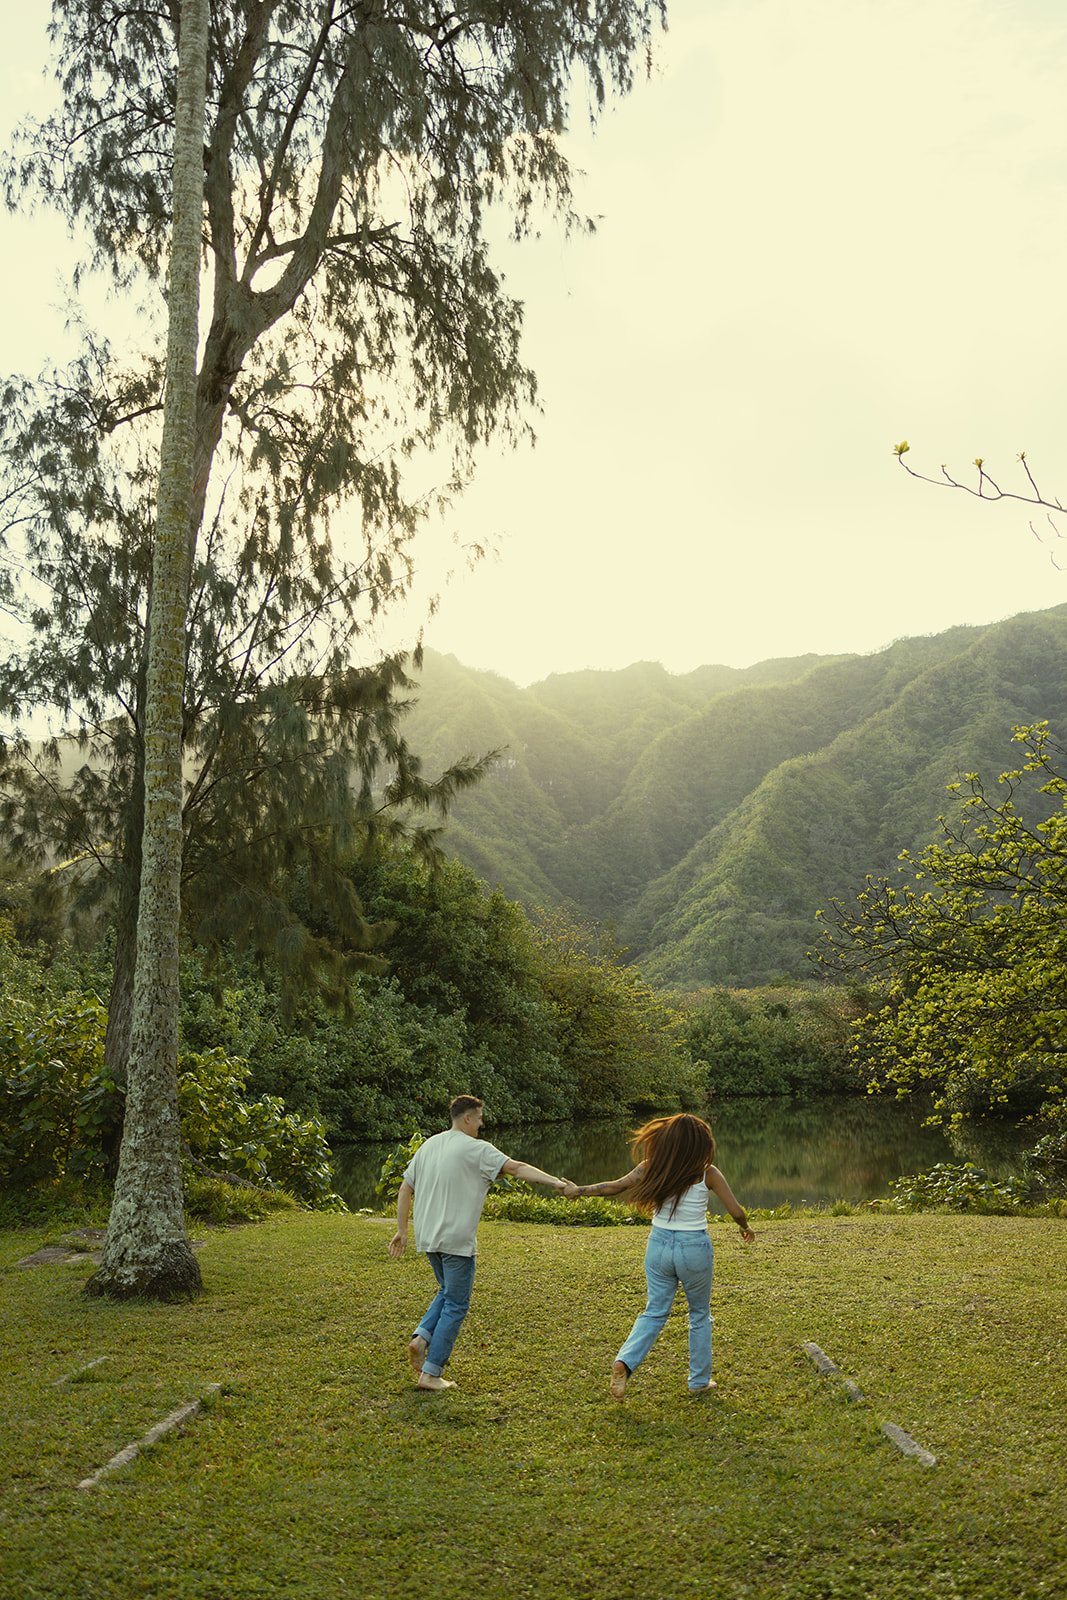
[610,1361,629,1402]
[417,1373,457,1392]
[689,1380,717,1394]
[408,1335,428,1378]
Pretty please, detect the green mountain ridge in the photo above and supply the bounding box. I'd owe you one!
[402,605,1067,986]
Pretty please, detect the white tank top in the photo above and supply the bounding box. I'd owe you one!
[651,1174,710,1231]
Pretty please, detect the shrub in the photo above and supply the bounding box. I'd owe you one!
[179,1049,346,1211]
[339,852,582,1127]
[1023,1102,1067,1197]
[888,1162,1031,1214]
[0,991,121,1186]
[374,1128,426,1207]
[182,1167,295,1225]
[0,984,346,1210]
[483,1193,649,1226]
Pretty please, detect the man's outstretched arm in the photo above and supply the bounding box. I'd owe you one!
[499,1158,569,1192]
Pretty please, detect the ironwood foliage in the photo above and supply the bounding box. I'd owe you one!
[0,0,665,1071]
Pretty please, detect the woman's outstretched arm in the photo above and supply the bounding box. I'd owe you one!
[562,1163,644,1199]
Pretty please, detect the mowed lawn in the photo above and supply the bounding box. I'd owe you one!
[1,1208,1064,1600]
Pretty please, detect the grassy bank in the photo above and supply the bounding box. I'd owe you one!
[2,1209,1065,1600]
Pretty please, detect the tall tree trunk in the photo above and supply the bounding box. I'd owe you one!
[104,727,146,1090]
[100,749,144,1177]
[87,0,209,1301]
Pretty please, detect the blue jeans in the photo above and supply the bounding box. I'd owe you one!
[616,1227,715,1390]
[414,1252,477,1377]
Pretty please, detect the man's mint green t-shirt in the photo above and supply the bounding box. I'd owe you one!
[403,1129,508,1256]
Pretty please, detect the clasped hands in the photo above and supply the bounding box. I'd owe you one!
[559,1178,581,1200]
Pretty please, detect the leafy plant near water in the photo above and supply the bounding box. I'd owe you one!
[374,1128,427,1206]
[888,1112,1067,1216]
[179,1049,344,1212]
[483,1192,649,1226]
[1025,1117,1067,1193]
[889,1162,1033,1214]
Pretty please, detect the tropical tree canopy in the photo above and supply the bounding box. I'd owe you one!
[817,723,1067,1121]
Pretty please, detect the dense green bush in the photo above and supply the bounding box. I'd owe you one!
[0,991,121,1186]
[0,940,345,1208]
[0,847,720,1162]
[179,1049,345,1210]
[482,1192,650,1226]
[889,1162,1031,1214]
[676,985,865,1098]
[179,951,476,1142]
[177,855,588,1139]
[0,915,114,1010]
[323,851,701,1134]
[1023,1102,1067,1196]
[342,852,580,1125]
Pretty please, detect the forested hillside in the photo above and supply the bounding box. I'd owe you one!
[401,604,1067,987]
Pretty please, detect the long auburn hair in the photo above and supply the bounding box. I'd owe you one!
[625,1114,716,1219]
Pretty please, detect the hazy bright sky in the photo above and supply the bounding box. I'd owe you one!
[4,0,1067,688]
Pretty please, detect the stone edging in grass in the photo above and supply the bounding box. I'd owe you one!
[54,1356,109,1388]
[76,1384,222,1491]
[879,1421,938,1467]
[802,1342,937,1468]
[17,1229,205,1269]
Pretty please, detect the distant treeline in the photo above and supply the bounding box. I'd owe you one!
[0,848,866,1203]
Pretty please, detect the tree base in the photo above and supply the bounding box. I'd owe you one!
[84,1240,204,1303]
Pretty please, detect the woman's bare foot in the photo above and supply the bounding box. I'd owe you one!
[688,1380,717,1394]
[408,1335,428,1378]
[417,1373,457,1392]
[610,1361,629,1402]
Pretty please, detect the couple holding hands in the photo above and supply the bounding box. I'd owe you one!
[388,1096,755,1398]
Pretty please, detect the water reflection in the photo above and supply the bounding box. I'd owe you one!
[329,1094,1033,1212]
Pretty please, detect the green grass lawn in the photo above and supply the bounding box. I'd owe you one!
[1,1209,1064,1600]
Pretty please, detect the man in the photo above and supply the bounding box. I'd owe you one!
[388,1095,571,1391]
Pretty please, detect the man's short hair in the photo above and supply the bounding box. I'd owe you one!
[450,1095,483,1121]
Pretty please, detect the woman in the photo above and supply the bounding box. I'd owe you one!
[565,1114,755,1400]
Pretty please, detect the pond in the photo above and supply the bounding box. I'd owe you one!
[329,1094,1035,1212]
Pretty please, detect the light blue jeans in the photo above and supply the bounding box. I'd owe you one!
[616,1226,715,1390]
[414,1252,477,1378]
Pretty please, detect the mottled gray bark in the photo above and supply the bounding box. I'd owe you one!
[102,746,145,1089]
[87,0,209,1301]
